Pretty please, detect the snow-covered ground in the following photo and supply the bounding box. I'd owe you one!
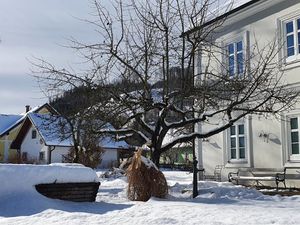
[1,168,300,225]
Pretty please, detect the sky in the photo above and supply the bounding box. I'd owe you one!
[0,0,98,114]
[0,0,249,115]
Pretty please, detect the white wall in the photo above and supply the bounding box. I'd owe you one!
[99,148,118,168]
[198,1,300,186]
[21,126,70,164]
[21,126,43,162]
[44,146,70,163]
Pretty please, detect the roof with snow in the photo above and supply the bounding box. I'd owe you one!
[29,113,74,147]
[0,103,57,137]
[0,114,23,135]
[11,112,131,150]
[100,137,129,149]
[11,113,73,149]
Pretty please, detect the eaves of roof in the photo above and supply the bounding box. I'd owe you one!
[181,0,262,37]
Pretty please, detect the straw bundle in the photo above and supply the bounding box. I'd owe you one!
[127,149,168,201]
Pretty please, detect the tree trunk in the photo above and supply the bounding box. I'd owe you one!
[72,146,80,163]
[152,150,161,167]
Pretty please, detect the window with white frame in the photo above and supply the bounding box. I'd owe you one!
[227,40,244,77]
[229,123,246,160]
[289,117,300,155]
[283,17,300,60]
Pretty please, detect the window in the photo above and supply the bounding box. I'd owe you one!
[281,16,300,63]
[227,40,244,77]
[39,152,45,161]
[229,124,246,160]
[32,130,37,139]
[285,18,300,58]
[290,117,300,155]
[283,115,300,163]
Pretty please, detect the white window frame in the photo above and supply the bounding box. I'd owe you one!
[227,41,244,77]
[281,111,300,167]
[222,31,250,78]
[284,115,300,162]
[284,18,300,62]
[224,116,252,168]
[278,10,300,67]
[229,123,246,160]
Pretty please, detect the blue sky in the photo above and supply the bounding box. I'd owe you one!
[0,0,97,114]
[0,0,247,114]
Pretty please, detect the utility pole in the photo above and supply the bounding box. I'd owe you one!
[192,139,199,198]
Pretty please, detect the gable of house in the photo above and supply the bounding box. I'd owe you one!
[0,103,57,162]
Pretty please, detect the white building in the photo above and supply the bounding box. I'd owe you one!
[187,0,300,185]
[11,113,130,168]
[11,113,73,164]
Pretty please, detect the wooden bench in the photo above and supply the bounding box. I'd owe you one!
[228,168,286,190]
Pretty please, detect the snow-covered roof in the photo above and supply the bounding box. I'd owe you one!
[0,104,53,137]
[100,137,129,149]
[28,113,74,147]
[27,113,130,149]
[0,114,23,135]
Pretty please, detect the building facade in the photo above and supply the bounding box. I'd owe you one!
[192,0,300,186]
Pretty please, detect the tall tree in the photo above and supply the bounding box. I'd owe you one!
[33,0,299,167]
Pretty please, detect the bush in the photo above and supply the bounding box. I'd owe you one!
[63,145,104,169]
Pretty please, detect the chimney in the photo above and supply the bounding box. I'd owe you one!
[25,105,31,113]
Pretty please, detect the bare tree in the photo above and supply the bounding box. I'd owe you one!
[31,69,107,164]
[33,0,299,168]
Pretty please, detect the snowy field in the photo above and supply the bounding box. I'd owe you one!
[1,167,300,225]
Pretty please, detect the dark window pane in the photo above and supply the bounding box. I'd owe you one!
[239,147,245,159]
[32,130,37,139]
[237,41,243,52]
[287,47,295,57]
[230,126,236,135]
[238,124,244,134]
[298,19,300,30]
[229,55,235,76]
[291,118,298,129]
[286,21,294,33]
[237,53,244,74]
[228,43,234,54]
[239,137,245,147]
[287,35,294,47]
[231,148,236,159]
[231,137,236,147]
[291,132,299,143]
[292,143,299,154]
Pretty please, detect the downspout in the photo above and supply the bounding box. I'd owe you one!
[3,135,9,162]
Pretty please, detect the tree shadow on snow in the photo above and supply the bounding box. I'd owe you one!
[0,194,133,217]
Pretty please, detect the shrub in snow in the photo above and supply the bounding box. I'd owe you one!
[63,144,104,169]
[127,149,168,201]
[100,167,126,178]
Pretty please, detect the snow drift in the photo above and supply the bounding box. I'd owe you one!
[0,163,99,197]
